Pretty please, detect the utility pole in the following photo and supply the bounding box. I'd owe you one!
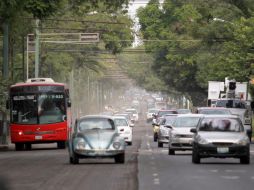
[2,22,9,79]
[35,19,40,78]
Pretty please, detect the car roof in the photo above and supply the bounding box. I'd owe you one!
[113,116,128,120]
[177,114,204,118]
[79,115,113,120]
[202,114,238,119]
[198,107,229,110]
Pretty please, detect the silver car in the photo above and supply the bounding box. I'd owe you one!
[168,114,203,155]
[68,115,126,164]
[191,115,250,164]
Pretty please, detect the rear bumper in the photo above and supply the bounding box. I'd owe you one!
[194,143,249,158]
[169,138,193,150]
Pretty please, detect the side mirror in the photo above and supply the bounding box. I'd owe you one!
[190,128,197,133]
[164,125,172,129]
[6,99,9,109]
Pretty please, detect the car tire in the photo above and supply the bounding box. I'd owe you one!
[15,143,24,151]
[127,142,132,146]
[25,143,32,150]
[57,141,66,149]
[115,153,125,164]
[168,148,175,155]
[192,148,200,164]
[158,141,163,148]
[72,153,79,164]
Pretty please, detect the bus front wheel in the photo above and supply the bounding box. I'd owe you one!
[15,143,24,151]
[57,141,66,149]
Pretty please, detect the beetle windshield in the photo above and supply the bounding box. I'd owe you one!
[79,118,115,131]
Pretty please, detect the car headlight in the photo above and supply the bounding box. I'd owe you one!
[171,132,177,138]
[75,139,86,150]
[236,138,249,146]
[113,142,121,149]
[160,127,169,136]
[197,137,209,145]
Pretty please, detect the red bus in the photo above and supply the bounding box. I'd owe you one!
[8,78,71,150]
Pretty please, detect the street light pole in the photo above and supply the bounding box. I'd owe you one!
[35,19,40,78]
[2,22,9,79]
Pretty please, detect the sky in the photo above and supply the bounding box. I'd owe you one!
[127,0,164,47]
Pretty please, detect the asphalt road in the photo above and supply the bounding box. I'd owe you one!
[1,121,254,190]
[138,122,254,190]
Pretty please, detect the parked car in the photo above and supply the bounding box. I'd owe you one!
[196,107,232,115]
[191,115,250,164]
[168,114,203,155]
[68,115,126,164]
[113,116,133,146]
[157,114,178,147]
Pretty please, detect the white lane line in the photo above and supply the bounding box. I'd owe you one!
[209,170,218,173]
[154,178,160,185]
[191,176,206,179]
[251,176,254,180]
[225,170,246,173]
[221,176,240,180]
[153,173,158,177]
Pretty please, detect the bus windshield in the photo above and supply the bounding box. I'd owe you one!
[11,93,66,124]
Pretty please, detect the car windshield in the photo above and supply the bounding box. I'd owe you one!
[174,117,201,128]
[148,109,158,113]
[158,111,177,117]
[216,100,246,109]
[162,115,177,125]
[79,118,115,131]
[199,109,231,115]
[114,119,128,127]
[199,118,243,132]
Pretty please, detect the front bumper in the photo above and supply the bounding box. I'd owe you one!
[158,135,169,143]
[194,143,249,158]
[169,137,193,150]
[75,149,125,157]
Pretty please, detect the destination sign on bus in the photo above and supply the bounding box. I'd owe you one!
[10,85,64,93]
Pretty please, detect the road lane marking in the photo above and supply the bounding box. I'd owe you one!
[221,176,240,180]
[251,176,254,180]
[225,170,246,173]
[209,170,218,173]
[154,178,160,185]
[153,173,158,177]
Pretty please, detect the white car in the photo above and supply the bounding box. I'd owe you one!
[113,116,133,145]
[126,108,139,122]
[168,114,203,155]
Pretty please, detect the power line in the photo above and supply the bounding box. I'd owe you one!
[22,17,126,25]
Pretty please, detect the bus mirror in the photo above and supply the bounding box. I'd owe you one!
[67,100,71,107]
[6,100,9,109]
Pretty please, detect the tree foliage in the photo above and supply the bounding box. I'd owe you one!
[137,0,254,105]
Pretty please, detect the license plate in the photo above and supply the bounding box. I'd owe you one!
[217,147,229,153]
[35,136,42,140]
